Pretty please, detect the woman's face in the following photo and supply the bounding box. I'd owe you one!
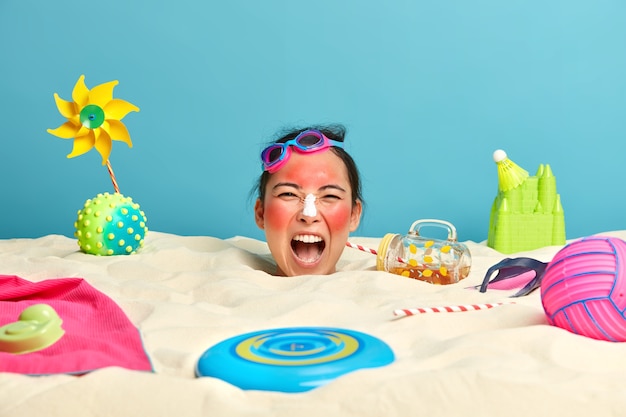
[255,149,362,276]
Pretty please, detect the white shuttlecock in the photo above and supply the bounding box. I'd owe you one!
[493,149,528,192]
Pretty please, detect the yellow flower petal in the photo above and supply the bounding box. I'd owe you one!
[105,120,134,147]
[52,93,78,119]
[104,98,140,120]
[47,121,82,139]
[72,75,90,108]
[94,128,113,165]
[89,80,118,108]
[67,131,95,159]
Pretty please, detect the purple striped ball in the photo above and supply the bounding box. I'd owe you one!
[541,236,626,342]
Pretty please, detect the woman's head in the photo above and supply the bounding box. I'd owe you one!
[254,125,363,276]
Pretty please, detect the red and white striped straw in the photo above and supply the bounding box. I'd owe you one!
[346,241,378,256]
[106,159,120,194]
[346,241,406,264]
[393,302,514,318]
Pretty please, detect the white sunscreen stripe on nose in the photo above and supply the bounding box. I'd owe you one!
[302,193,317,217]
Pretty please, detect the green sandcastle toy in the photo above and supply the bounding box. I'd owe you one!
[487,150,565,254]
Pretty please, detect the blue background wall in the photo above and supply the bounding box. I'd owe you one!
[1,0,625,243]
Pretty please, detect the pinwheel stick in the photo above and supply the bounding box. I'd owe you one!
[106,159,120,194]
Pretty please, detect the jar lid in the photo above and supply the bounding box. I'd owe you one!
[376,233,399,271]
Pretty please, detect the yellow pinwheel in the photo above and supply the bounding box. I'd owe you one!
[47,75,139,165]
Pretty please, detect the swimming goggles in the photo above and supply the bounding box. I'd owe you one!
[261,129,344,173]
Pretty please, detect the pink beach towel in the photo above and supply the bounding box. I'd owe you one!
[0,275,153,375]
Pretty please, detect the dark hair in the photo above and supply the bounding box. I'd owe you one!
[254,124,363,208]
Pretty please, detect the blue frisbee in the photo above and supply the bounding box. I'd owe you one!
[195,327,394,393]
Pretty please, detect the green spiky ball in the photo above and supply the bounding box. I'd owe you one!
[74,192,148,256]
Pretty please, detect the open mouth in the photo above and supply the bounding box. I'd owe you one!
[291,234,325,264]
